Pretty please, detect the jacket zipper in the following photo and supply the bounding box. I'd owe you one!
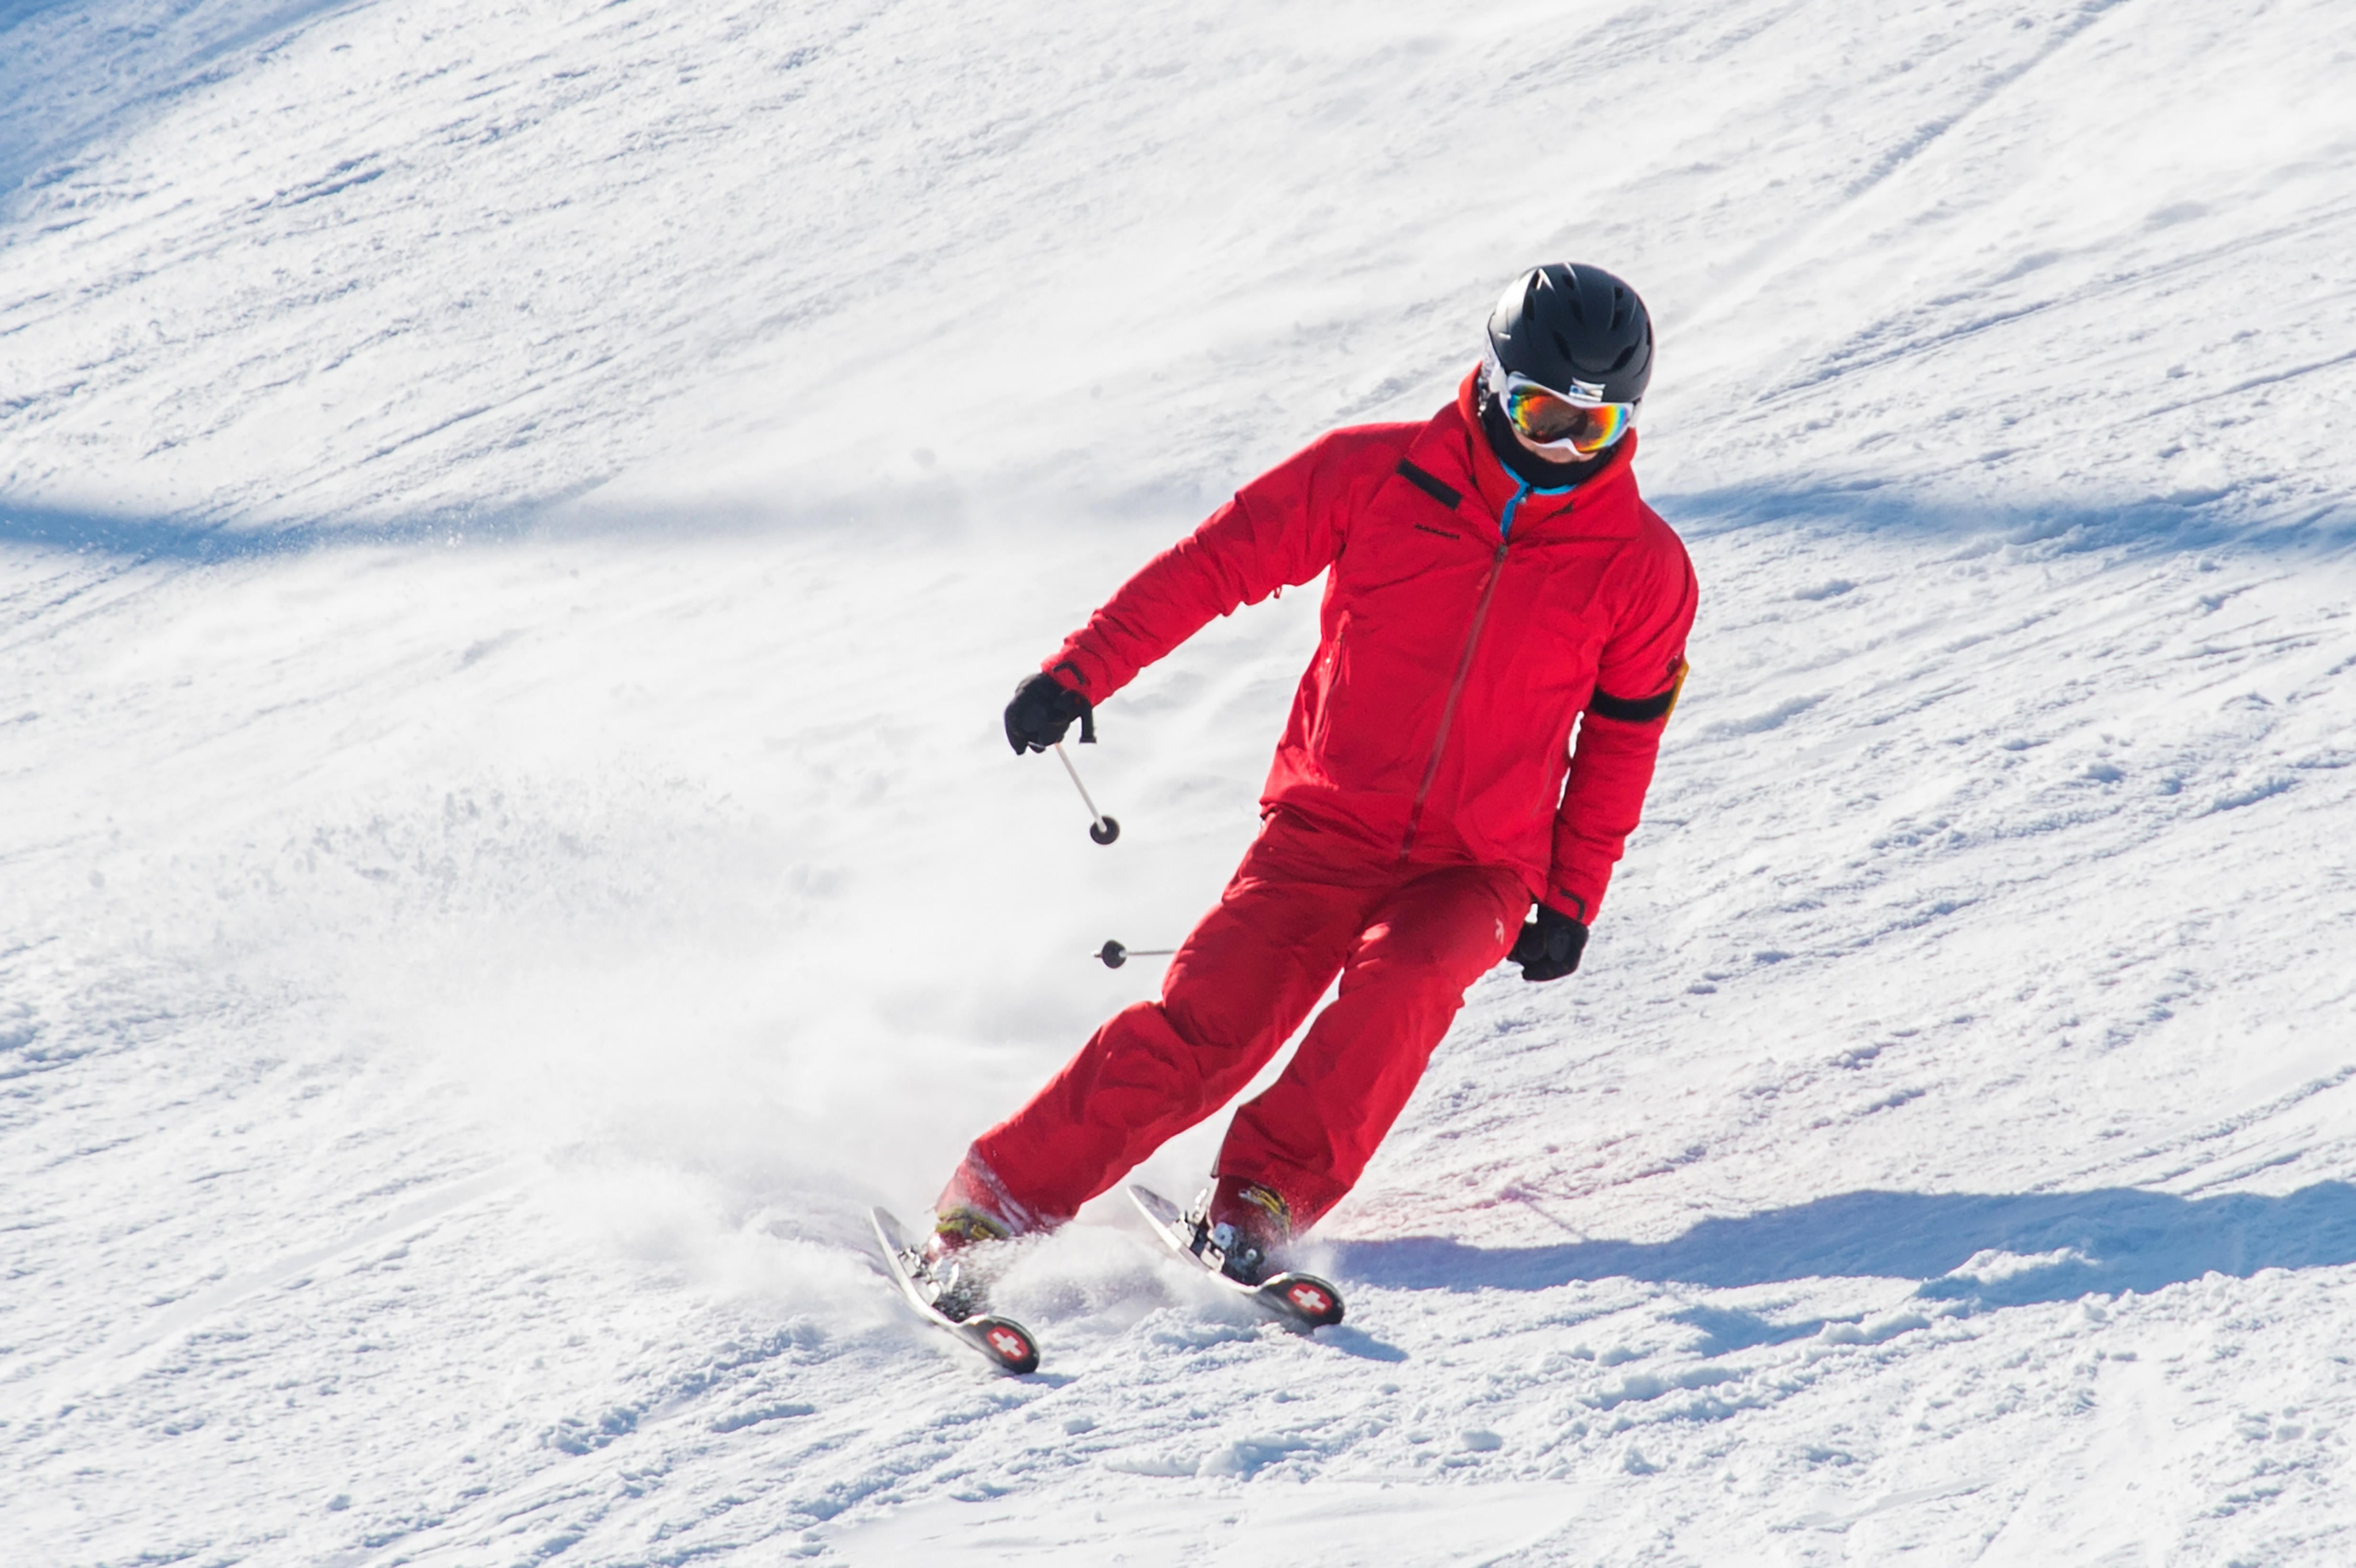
[1399,479,1532,859]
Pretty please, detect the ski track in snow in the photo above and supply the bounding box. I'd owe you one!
[5,1,2356,1564]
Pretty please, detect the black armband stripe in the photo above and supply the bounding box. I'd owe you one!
[1395,459,1462,511]
[1588,660,1689,725]
[1588,687,1676,724]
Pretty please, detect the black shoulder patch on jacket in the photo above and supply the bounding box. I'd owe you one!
[1395,459,1462,511]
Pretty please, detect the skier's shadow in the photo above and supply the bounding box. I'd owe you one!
[1331,1181,2356,1309]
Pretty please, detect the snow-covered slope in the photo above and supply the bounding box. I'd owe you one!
[5,1,2356,1563]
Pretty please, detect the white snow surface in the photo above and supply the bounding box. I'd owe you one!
[6,0,2356,1562]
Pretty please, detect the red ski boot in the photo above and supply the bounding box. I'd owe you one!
[1203,1178,1295,1287]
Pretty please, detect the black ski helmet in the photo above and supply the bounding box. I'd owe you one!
[1485,263,1653,405]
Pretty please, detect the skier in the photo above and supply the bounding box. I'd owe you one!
[933,263,1697,1304]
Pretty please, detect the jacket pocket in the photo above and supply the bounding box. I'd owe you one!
[1308,610,1356,753]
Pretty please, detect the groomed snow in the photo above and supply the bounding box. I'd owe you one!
[5,1,2356,1563]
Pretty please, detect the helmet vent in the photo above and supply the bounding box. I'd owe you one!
[1494,261,1652,404]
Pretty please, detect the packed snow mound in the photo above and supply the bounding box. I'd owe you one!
[5,1,2356,1565]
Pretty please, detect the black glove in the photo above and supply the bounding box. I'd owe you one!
[1509,904,1589,982]
[1004,672,1093,754]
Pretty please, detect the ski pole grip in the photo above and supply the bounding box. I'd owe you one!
[1079,706,1097,744]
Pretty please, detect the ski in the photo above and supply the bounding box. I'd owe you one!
[868,1207,1040,1375]
[1125,1184,1346,1330]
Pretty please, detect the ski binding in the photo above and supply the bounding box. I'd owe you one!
[1126,1184,1345,1330]
[869,1207,1040,1375]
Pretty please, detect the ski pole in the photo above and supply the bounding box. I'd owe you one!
[1095,940,1175,969]
[1053,742,1121,845]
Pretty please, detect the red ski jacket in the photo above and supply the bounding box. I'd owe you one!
[1043,372,1698,923]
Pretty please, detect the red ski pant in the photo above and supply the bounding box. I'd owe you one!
[958,810,1527,1233]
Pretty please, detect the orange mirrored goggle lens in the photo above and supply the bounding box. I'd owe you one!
[1499,382,1635,455]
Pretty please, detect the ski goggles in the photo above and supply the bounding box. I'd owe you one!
[1482,346,1636,456]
